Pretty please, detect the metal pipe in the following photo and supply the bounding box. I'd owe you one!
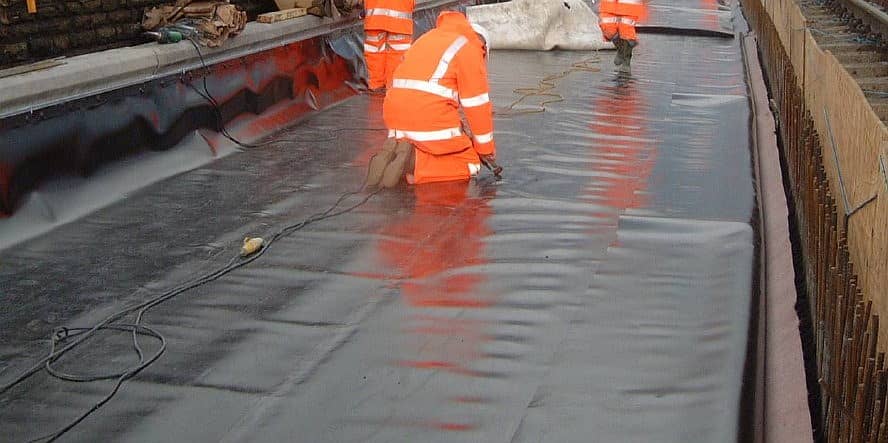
[823,108,852,215]
[847,194,878,220]
[820,109,879,226]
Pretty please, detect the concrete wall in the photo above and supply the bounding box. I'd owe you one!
[0,0,276,68]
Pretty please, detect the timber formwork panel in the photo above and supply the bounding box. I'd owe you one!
[744,0,888,440]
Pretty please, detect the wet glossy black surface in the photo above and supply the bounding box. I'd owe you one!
[640,0,736,35]
[1,6,756,442]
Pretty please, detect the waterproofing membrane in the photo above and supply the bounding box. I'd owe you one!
[0,7,756,443]
[0,0,467,222]
[639,0,736,36]
[0,33,359,230]
[465,0,613,50]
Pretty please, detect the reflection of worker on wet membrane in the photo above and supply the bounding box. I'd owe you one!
[363,0,416,91]
[598,0,647,73]
[365,11,501,188]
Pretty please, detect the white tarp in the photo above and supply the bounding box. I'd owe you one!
[466,0,614,50]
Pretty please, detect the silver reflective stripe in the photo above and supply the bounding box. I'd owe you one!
[460,93,489,108]
[390,35,467,100]
[468,163,481,176]
[365,32,385,42]
[620,17,637,25]
[366,8,412,20]
[600,16,619,23]
[392,79,457,100]
[364,44,383,53]
[431,36,468,81]
[391,127,462,142]
[388,33,411,41]
[474,132,494,144]
[388,43,412,51]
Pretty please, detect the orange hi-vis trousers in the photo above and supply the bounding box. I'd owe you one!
[407,143,482,185]
[599,12,638,41]
[364,30,412,89]
[599,0,646,42]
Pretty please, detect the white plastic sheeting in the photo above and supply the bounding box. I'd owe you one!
[466,0,614,50]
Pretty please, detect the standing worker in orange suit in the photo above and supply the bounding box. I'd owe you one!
[363,0,416,91]
[598,0,647,73]
[364,11,499,188]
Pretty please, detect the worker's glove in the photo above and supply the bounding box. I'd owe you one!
[479,154,503,178]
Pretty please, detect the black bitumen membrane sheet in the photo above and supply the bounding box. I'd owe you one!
[1,3,757,442]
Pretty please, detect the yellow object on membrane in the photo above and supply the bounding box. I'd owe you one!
[240,237,264,257]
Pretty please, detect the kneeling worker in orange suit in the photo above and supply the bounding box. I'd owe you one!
[365,11,498,188]
[363,0,415,90]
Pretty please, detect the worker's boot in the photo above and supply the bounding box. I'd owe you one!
[365,138,397,188]
[381,141,414,188]
[612,38,625,66]
[618,40,636,74]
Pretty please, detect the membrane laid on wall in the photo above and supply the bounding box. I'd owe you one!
[466,0,614,50]
[640,0,736,36]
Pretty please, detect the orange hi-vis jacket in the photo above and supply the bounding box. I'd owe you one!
[364,0,415,35]
[599,0,646,19]
[383,11,495,184]
[599,0,647,41]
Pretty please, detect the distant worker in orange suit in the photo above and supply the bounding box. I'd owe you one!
[598,0,647,73]
[364,11,499,188]
[363,0,416,91]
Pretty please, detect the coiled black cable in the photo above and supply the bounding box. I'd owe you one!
[15,187,380,443]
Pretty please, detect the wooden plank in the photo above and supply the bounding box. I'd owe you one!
[257,7,307,23]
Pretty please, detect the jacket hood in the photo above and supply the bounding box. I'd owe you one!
[436,11,485,47]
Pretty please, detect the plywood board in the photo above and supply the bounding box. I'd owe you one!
[258,7,307,23]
